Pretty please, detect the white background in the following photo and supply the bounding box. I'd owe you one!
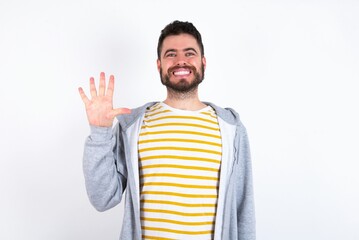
[1,0,358,239]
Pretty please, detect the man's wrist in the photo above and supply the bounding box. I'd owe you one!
[89,125,113,141]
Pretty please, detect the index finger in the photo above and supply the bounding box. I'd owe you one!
[106,75,115,97]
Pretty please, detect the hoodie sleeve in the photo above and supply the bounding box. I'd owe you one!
[236,125,256,239]
[82,123,127,212]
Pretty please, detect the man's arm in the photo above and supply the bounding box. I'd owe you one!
[79,72,130,211]
[82,125,127,211]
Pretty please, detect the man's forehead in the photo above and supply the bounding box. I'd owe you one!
[162,34,200,51]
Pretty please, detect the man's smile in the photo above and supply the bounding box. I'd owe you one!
[169,66,196,78]
[173,68,191,76]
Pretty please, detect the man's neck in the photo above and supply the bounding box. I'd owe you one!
[164,87,207,111]
[164,95,206,111]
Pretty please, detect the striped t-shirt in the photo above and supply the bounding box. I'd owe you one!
[138,102,222,240]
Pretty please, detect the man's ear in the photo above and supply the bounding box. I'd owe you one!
[157,59,161,72]
[202,56,207,70]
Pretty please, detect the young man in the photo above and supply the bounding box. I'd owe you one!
[79,20,255,240]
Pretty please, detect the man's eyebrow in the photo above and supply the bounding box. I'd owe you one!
[184,47,198,53]
[163,49,177,56]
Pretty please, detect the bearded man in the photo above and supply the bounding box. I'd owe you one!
[79,20,256,240]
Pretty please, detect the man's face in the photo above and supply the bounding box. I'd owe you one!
[157,33,206,93]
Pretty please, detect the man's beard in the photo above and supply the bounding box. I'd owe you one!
[160,63,205,94]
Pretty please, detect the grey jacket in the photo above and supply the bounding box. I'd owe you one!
[83,102,256,239]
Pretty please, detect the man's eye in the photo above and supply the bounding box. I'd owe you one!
[166,53,176,57]
[185,52,195,57]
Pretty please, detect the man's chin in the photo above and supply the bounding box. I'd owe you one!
[170,76,191,83]
[166,81,201,93]
[176,79,192,86]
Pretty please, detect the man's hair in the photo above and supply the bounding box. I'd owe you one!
[157,20,204,59]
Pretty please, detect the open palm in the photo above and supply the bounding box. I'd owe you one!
[78,72,131,127]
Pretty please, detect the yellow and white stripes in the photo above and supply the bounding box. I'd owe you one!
[138,102,222,240]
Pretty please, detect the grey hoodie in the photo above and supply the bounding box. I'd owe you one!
[83,102,256,240]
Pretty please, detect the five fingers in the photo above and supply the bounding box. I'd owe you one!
[78,72,131,114]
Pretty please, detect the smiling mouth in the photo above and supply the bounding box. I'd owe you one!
[173,69,191,76]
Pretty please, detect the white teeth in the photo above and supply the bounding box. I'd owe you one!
[173,70,190,76]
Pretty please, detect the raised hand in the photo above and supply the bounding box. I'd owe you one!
[78,72,131,127]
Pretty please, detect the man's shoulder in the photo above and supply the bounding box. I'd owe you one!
[205,102,242,126]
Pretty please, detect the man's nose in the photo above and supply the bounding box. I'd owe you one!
[175,54,187,66]
[176,60,187,66]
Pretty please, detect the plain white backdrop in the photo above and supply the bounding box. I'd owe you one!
[1,0,358,239]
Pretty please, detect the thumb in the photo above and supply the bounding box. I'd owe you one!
[112,108,132,117]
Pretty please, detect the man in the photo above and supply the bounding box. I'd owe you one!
[79,20,255,240]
